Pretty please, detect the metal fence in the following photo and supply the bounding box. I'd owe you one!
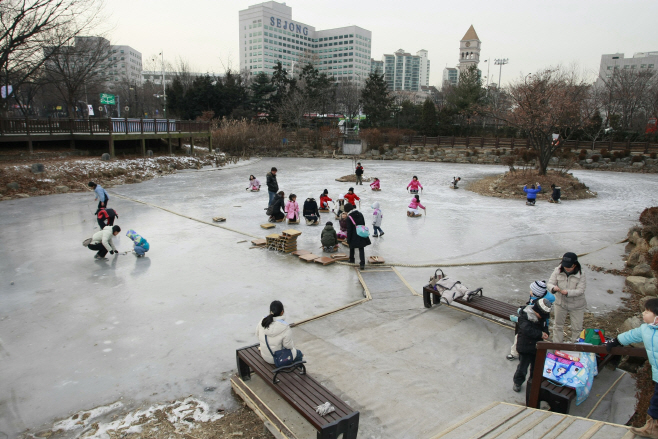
[0,118,210,135]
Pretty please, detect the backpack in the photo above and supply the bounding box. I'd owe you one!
[349,214,370,238]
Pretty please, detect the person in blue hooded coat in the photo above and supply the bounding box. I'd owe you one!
[126,229,150,257]
[606,298,658,437]
[523,182,541,205]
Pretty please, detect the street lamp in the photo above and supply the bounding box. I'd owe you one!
[494,58,509,89]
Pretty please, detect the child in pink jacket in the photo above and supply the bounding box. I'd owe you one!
[285,194,300,221]
[370,177,381,190]
[407,194,426,216]
[407,176,423,193]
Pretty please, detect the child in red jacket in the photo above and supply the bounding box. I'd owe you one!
[344,187,360,207]
[319,189,332,210]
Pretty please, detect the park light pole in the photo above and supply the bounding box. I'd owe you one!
[494,58,509,89]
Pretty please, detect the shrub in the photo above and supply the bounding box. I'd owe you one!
[378,145,386,155]
[359,128,383,149]
[631,155,644,163]
[414,147,420,155]
[386,129,404,147]
[519,149,538,163]
[465,151,471,157]
[578,153,587,161]
[470,148,479,156]
[652,252,658,276]
[580,149,588,155]
[640,207,658,236]
[613,151,625,160]
[591,154,600,162]
[600,148,611,159]
[651,152,657,159]
[502,155,516,171]
[624,149,631,157]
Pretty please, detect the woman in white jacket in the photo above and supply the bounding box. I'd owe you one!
[547,252,587,343]
[256,301,303,365]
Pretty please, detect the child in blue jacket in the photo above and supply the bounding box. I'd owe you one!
[606,298,658,437]
[507,280,556,361]
[126,230,150,257]
[523,182,541,205]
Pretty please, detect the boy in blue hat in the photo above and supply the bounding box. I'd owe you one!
[507,280,555,361]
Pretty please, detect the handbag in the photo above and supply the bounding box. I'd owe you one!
[349,215,370,238]
[266,204,274,216]
[265,334,295,368]
[83,238,92,247]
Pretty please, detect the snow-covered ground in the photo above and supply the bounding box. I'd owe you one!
[1,158,657,438]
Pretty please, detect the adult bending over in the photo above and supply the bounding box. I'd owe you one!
[268,191,286,221]
[345,203,371,270]
[548,252,587,342]
[97,207,119,230]
[256,300,303,365]
[89,181,109,211]
[88,225,121,259]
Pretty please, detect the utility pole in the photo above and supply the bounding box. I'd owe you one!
[494,58,509,89]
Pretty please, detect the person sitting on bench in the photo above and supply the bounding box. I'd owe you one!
[256,300,303,365]
[269,191,286,222]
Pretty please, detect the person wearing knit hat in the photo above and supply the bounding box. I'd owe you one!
[548,251,587,343]
[513,298,551,392]
[506,280,555,361]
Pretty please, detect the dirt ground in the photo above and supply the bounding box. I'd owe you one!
[467,169,597,201]
[0,149,223,201]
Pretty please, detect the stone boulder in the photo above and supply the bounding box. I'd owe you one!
[633,162,645,168]
[7,182,20,190]
[31,163,45,174]
[650,236,658,248]
[632,264,654,278]
[628,229,641,244]
[645,282,658,297]
[640,296,654,312]
[619,316,644,347]
[101,153,111,161]
[55,186,69,193]
[626,276,649,293]
[15,193,29,198]
[636,238,650,253]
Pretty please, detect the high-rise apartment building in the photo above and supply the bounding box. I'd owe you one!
[239,1,371,84]
[370,49,430,91]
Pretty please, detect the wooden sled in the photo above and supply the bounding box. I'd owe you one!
[305,218,320,226]
[288,218,300,224]
[213,217,226,222]
[368,256,385,264]
[299,254,321,262]
[407,212,422,218]
[261,223,276,229]
[292,249,311,256]
[319,209,330,213]
[314,257,335,266]
[371,188,381,191]
[331,253,349,261]
[273,218,285,223]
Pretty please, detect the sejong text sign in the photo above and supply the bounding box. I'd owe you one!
[270,17,308,35]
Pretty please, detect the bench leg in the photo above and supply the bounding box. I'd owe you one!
[237,354,251,381]
[432,292,441,305]
[423,289,432,308]
[318,411,359,439]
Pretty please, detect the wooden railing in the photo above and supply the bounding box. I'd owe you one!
[528,341,647,409]
[0,118,211,135]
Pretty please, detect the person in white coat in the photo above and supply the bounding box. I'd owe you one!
[547,252,587,343]
[256,300,303,365]
[87,225,121,259]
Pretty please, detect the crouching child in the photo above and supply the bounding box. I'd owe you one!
[605,298,658,437]
[321,221,339,252]
[126,229,150,257]
[513,298,552,392]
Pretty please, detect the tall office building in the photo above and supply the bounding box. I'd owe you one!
[596,52,658,85]
[239,1,371,84]
[370,49,430,91]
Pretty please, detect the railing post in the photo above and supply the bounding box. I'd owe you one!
[208,122,213,153]
[465,136,470,147]
[140,117,144,135]
[154,118,158,135]
[69,118,74,136]
[495,137,499,149]
[48,117,53,135]
[528,346,547,408]
[124,117,128,135]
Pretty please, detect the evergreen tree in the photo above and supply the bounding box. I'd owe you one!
[360,72,393,127]
[445,65,484,118]
[250,72,275,116]
[419,98,438,136]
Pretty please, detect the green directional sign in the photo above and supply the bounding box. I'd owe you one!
[100,93,115,105]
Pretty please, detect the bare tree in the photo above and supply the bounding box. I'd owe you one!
[43,35,110,116]
[276,78,311,128]
[488,67,590,175]
[598,69,655,131]
[336,79,359,129]
[0,0,104,113]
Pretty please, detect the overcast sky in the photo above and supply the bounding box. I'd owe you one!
[106,0,658,87]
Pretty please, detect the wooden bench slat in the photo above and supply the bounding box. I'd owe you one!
[240,347,352,417]
[239,347,355,417]
[239,348,348,424]
[239,349,340,425]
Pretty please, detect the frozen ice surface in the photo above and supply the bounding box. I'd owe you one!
[0,158,657,437]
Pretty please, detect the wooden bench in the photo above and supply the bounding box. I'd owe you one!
[422,284,519,322]
[526,379,576,414]
[236,344,359,439]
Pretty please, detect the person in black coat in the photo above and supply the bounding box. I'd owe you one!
[344,203,371,269]
[303,193,320,224]
[268,191,286,221]
[97,207,119,229]
[549,184,561,203]
[266,167,279,206]
[513,298,551,393]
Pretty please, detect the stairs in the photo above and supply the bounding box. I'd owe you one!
[432,402,635,439]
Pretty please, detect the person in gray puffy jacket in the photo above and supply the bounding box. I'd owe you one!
[371,201,384,237]
[547,252,587,342]
[256,300,302,365]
